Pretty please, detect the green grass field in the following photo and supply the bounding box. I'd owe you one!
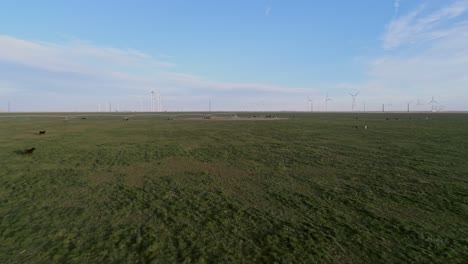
[0,112,467,263]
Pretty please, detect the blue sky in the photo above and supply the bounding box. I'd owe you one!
[1,0,467,111]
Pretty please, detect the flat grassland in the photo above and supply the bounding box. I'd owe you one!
[0,113,467,263]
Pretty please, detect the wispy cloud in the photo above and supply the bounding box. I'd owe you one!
[0,35,174,74]
[394,0,401,15]
[383,0,468,49]
[0,35,311,111]
[340,1,468,110]
[319,1,468,111]
[265,6,272,16]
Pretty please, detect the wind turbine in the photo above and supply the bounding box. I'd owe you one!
[157,91,162,112]
[349,92,359,112]
[325,93,332,112]
[150,91,155,112]
[428,96,438,112]
[406,100,414,112]
[307,97,313,112]
[381,101,392,112]
[416,98,424,106]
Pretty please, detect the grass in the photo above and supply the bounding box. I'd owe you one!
[0,112,467,263]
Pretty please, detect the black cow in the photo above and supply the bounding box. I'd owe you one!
[15,147,36,155]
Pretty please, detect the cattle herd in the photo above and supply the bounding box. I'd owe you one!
[14,130,47,156]
[12,115,425,156]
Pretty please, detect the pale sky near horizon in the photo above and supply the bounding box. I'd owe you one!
[1,0,467,112]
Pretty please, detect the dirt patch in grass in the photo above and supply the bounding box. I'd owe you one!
[181,116,289,121]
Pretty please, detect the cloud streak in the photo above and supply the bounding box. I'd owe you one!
[0,36,173,74]
[383,0,468,49]
[340,1,468,110]
[394,0,401,15]
[0,35,311,111]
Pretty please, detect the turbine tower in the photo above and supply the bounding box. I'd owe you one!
[325,93,332,112]
[307,97,313,112]
[349,92,359,112]
[428,96,438,112]
[157,91,161,112]
[150,91,155,112]
[406,100,414,113]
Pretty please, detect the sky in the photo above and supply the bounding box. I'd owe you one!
[0,0,467,112]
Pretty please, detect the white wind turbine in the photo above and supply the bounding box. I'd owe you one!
[150,91,155,112]
[307,97,314,112]
[416,97,424,106]
[428,96,438,112]
[139,97,144,112]
[349,92,359,112]
[406,100,414,112]
[157,91,162,112]
[325,93,332,112]
[381,101,392,112]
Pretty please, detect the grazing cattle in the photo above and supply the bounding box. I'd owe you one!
[15,147,36,155]
[122,117,129,121]
[39,130,46,135]
[81,117,87,120]
[24,148,35,154]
